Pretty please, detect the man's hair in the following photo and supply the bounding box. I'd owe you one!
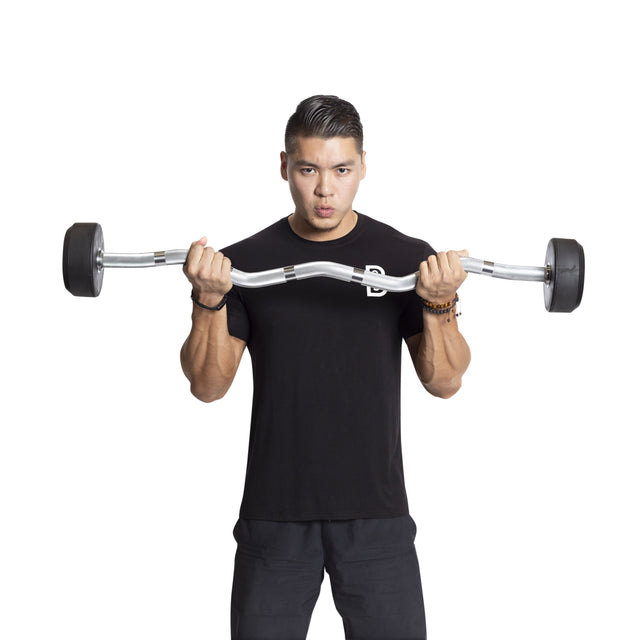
[284,95,363,154]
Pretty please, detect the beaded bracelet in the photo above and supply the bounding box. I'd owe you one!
[421,294,461,322]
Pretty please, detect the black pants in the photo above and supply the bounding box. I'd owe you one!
[231,515,427,640]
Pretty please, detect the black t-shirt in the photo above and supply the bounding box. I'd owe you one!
[222,213,435,521]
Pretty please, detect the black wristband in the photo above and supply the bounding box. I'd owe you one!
[191,290,228,311]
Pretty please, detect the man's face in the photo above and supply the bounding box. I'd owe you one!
[281,136,366,241]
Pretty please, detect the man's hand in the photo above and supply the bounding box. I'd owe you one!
[183,237,233,308]
[416,250,469,304]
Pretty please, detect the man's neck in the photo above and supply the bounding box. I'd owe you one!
[288,210,358,242]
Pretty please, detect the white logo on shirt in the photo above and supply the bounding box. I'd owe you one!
[365,265,387,297]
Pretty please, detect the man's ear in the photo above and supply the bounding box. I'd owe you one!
[280,151,288,181]
[361,150,367,179]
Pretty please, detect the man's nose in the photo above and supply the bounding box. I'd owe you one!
[314,172,334,197]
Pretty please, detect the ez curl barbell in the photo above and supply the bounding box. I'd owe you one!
[62,223,585,312]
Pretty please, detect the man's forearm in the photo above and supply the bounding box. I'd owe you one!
[415,309,471,398]
[180,304,244,403]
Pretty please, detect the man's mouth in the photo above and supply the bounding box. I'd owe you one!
[314,207,335,218]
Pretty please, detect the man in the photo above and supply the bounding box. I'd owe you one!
[181,96,470,640]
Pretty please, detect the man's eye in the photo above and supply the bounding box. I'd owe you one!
[337,168,349,175]
[301,167,315,174]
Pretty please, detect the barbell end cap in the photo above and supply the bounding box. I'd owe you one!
[62,222,104,297]
[544,238,585,313]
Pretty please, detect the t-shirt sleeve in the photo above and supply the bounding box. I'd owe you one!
[226,286,251,343]
[399,243,437,339]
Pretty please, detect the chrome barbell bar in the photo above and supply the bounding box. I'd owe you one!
[99,249,548,293]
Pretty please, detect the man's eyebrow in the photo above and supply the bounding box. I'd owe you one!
[293,159,357,168]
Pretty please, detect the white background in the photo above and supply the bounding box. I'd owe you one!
[1,1,639,639]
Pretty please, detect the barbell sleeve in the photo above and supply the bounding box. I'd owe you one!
[460,258,547,282]
[100,250,189,268]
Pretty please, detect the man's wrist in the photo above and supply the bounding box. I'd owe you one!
[420,294,459,310]
[421,294,460,324]
[191,290,228,310]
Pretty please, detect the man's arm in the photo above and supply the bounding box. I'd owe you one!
[405,250,471,399]
[180,237,246,403]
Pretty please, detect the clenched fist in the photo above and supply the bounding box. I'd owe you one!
[416,250,468,305]
[183,237,233,308]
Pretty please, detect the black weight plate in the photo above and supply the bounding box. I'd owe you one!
[544,238,585,312]
[62,223,104,297]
